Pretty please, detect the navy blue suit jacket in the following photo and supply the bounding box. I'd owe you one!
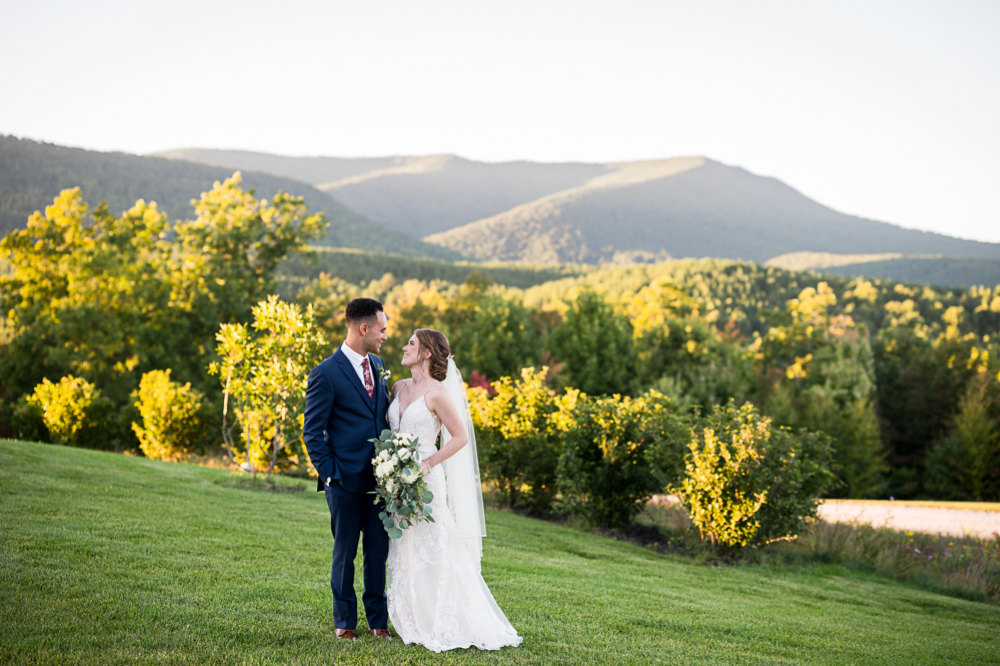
[303,347,389,493]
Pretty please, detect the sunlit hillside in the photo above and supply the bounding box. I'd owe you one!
[158,148,1000,265]
[0,136,458,260]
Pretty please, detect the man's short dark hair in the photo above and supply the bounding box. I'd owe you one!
[345,298,384,325]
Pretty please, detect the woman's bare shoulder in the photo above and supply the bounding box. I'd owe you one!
[423,381,450,407]
[391,377,411,396]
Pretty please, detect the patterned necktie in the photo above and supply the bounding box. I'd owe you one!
[361,357,374,399]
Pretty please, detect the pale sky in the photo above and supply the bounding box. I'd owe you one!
[2,0,998,242]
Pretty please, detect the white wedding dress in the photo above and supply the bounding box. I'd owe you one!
[387,393,522,652]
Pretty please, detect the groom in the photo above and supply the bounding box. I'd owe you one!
[303,297,392,641]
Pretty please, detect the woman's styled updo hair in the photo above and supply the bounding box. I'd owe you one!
[415,329,451,382]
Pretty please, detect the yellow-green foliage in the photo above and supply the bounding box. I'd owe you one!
[27,375,100,445]
[0,175,327,451]
[557,390,683,528]
[131,369,205,461]
[468,367,580,509]
[674,402,835,550]
[209,295,326,480]
[677,403,770,548]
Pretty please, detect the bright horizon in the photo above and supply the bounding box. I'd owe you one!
[2,0,998,243]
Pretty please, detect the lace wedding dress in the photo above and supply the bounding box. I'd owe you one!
[387,393,522,652]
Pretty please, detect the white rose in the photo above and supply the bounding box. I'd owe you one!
[379,449,391,462]
[398,449,411,461]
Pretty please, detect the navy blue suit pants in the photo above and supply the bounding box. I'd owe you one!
[324,481,389,630]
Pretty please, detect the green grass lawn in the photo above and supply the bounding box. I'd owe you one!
[2,440,998,665]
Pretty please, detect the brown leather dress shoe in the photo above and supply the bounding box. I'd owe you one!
[369,628,393,640]
[335,628,357,641]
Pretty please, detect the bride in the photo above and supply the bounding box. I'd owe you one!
[386,328,522,652]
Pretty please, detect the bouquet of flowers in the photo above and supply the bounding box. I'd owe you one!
[369,429,434,539]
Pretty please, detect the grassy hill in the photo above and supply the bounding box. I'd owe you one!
[2,439,998,665]
[158,148,1000,266]
[0,136,460,260]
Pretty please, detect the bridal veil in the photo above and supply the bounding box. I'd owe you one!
[439,358,487,565]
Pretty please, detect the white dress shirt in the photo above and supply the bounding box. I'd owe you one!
[340,342,371,387]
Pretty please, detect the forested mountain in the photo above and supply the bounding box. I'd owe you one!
[823,256,1000,288]
[158,148,1000,265]
[0,136,459,260]
[155,149,609,237]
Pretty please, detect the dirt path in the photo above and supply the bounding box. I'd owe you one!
[817,502,1000,538]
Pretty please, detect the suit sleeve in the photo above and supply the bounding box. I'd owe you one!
[303,365,335,486]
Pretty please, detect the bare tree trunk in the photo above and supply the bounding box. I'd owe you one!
[246,409,257,479]
[221,367,236,466]
[266,410,287,484]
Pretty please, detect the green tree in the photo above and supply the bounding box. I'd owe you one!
[954,377,1000,500]
[451,292,541,380]
[548,290,635,396]
[760,283,887,497]
[0,175,327,448]
[174,173,327,326]
[210,296,326,481]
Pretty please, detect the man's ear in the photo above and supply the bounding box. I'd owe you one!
[359,321,368,336]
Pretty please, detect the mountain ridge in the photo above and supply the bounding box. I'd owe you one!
[157,147,1000,265]
[1,137,459,260]
[424,158,1000,264]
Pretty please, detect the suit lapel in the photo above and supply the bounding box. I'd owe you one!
[370,355,386,416]
[335,349,376,415]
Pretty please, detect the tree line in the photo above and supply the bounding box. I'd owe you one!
[2,179,999,506]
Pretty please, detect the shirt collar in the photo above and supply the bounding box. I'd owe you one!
[340,342,368,368]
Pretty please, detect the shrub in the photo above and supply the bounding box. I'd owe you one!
[468,367,580,511]
[27,375,110,446]
[672,401,834,551]
[131,369,206,461]
[11,395,47,442]
[557,390,685,528]
[751,427,835,545]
